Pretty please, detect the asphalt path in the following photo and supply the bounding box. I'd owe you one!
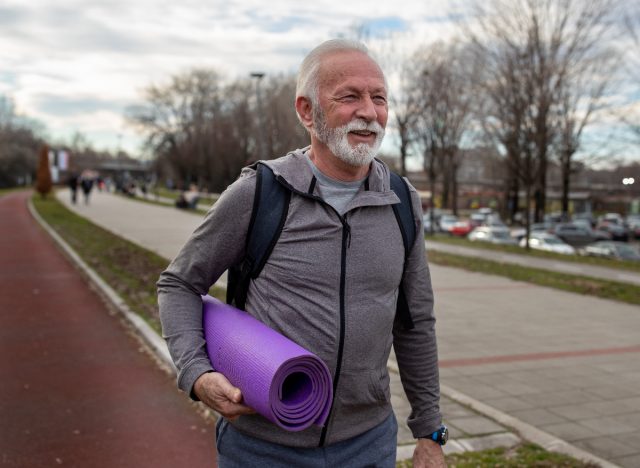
[0,191,216,468]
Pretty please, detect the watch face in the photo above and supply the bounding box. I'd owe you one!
[440,426,449,445]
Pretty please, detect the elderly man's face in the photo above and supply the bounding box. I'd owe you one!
[313,51,388,167]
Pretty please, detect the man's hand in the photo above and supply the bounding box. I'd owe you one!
[413,438,446,468]
[193,372,256,420]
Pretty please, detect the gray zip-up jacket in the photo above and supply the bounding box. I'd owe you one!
[157,148,441,447]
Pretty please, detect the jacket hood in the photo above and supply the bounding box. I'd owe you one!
[258,147,400,209]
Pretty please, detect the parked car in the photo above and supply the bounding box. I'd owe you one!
[511,222,554,241]
[595,221,629,242]
[468,226,518,245]
[597,212,624,226]
[583,241,640,262]
[552,223,597,247]
[573,212,595,228]
[450,220,473,237]
[572,219,612,241]
[626,214,640,239]
[469,212,487,228]
[438,214,459,233]
[519,232,575,255]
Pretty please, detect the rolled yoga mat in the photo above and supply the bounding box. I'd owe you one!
[201,295,333,432]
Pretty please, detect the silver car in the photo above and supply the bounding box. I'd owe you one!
[519,232,575,255]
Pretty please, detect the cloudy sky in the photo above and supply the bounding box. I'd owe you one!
[1,0,638,163]
[1,0,466,155]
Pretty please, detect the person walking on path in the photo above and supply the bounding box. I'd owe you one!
[80,170,94,204]
[68,172,79,204]
[158,39,445,467]
[0,190,216,468]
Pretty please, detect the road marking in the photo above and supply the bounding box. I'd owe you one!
[439,345,640,368]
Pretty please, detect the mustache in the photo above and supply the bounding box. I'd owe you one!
[342,119,384,134]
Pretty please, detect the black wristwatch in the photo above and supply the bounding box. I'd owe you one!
[427,425,448,446]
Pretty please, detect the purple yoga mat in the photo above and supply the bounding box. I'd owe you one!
[201,295,332,432]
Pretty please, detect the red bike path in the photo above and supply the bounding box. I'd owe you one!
[0,191,216,467]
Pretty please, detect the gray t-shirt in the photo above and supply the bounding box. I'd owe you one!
[305,155,365,215]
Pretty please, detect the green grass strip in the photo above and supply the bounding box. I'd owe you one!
[31,195,226,334]
[397,443,599,467]
[428,250,640,305]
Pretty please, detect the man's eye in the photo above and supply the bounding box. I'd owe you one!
[340,95,357,101]
[373,96,387,104]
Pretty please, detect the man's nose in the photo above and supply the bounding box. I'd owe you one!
[355,96,378,122]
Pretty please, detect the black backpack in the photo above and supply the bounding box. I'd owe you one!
[226,162,417,330]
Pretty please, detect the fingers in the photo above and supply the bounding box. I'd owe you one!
[193,372,256,420]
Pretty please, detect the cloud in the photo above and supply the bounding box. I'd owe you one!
[32,94,130,117]
[1,0,637,161]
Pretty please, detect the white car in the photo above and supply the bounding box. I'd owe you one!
[438,214,458,233]
[468,226,518,245]
[519,232,575,255]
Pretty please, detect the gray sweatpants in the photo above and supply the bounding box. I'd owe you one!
[216,413,398,468]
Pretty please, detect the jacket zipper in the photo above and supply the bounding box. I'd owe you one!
[274,175,350,447]
[319,214,349,447]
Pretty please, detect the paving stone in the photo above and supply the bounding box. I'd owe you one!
[573,436,639,459]
[510,408,568,426]
[548,404,603,420]
[483,396,536,412]
[445,416,505,436]
[587,385,640,400]
[577,416,638,436]
[521,390,598,408]
[544,422,597,441]
[610,412,640,430]
[614,453,640,468]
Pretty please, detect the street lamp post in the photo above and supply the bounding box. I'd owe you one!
[250,72,266,160]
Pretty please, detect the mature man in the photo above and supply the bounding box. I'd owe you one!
[158,39,445,467]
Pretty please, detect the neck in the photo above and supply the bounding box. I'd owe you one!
[308,139,371,182]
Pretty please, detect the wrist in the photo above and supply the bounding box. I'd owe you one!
[420,425,448,446]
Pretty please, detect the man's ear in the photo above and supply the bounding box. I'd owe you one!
[295,96,314,129]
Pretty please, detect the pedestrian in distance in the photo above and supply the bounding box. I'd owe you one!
[158,39,445,468]
[68,172,79,204]
[80,172,94,205]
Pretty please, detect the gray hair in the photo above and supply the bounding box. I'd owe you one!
[295,39,378,127]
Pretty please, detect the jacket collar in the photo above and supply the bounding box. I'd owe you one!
[261,147,400,209]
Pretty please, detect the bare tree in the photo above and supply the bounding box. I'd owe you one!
[466,0,620,231]
[0,96,43,188]
[412,40,476,217]
[622,4,640,140]
[261,75,309,159]
[128,69,252,192]
[554,49,617,218]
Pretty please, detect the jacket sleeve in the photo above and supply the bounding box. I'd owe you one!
[157,169,256,399]
[392,180,442,438]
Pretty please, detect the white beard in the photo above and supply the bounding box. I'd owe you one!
[312,107,385,167]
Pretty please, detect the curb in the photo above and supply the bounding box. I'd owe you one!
[29,197,619,467]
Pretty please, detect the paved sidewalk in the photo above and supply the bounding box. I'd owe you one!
[0,191,216,467]
[56,191,640,466]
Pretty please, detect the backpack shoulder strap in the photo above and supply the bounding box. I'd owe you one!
[226,163,291,309]
[389,172,416,258]
[388,171,417,330]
